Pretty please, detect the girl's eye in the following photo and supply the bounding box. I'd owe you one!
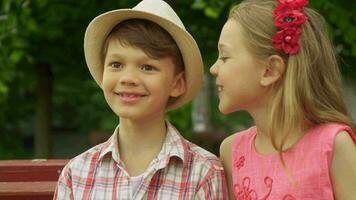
[110,62,123,69]
[219,57,229,62]
[141,64,156,71]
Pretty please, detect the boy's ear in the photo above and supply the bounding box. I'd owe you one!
[260,55,285,86]
[170,72,186,97]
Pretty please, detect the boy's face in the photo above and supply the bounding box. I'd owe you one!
[102,39,185,122]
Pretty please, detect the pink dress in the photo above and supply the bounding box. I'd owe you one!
[231,123,356,200]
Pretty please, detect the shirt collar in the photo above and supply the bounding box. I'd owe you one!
[155,122,186,168]
[98,124,121,163]
[98,121,187,166]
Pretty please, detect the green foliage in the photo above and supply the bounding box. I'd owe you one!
[0,133,32,159]
[0,0,355,158]
[0,0,118,157]
[193,0,356,77]
[192,0,231,19]
[166,103,193,140]
[308,0,356,77]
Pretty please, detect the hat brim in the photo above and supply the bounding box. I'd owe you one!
[84,9,203,111]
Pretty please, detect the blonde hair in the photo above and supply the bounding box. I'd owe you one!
[229,0,355,160]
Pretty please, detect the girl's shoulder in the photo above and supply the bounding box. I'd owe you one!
[220,127,256,158]
[305,123,355,163]
[231,126,256,149]
[313,122,352,130]
[220,134,235,158]
[309,122,355,143]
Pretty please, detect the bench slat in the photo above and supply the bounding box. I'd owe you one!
[0,181,57,195]
[0,159,68,199]
[0,159,68,182]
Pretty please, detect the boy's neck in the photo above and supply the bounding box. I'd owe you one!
[118,116,167,151]
[117,116,168,176]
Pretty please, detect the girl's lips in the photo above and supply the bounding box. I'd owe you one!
[217,85,223,92]
[216,85,223,98]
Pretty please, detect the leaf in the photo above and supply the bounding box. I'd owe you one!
[10,50,24,64]
[25,18,38,33]
[35,0,47,8]
[191,0,206,10]
[2,0,11,13]
[352,45,356,57]
[204,6,219,19]
[344,27,356,44]
[0,81,8,94]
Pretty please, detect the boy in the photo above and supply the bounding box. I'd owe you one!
[54,0,227,199]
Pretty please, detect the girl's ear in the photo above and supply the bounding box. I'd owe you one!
[260,55,285,86]
[170,72,186,97]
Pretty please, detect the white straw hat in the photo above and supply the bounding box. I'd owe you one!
[84,0,203,110]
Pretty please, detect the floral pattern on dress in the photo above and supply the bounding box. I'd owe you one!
[233,155,296,200]
[234,156,245,170]
[234,177,273,200]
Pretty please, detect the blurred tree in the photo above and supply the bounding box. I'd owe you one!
[0,0,128,158]
[0,0,354,158]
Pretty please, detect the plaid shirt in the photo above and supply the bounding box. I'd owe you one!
[54,122,228,200]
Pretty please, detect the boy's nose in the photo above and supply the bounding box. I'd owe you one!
[119,69,139,86]
[120,78,139,86]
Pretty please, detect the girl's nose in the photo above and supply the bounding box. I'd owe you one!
[209,61,218,76]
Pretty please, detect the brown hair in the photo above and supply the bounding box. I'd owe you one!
[229,0,355,167]
[102,19,184,74]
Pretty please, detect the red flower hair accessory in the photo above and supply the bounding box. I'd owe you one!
[272,0,308,54]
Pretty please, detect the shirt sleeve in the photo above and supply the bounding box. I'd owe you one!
[194,166,228,200]
[53,164,74,200]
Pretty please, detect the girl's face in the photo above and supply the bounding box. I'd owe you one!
[210,19,266,114]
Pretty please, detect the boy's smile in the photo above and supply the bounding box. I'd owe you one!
[114,91,147,104]
[102,39,185,122]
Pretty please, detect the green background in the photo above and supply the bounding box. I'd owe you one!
[0,0,355,159]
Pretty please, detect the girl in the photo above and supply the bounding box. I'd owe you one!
[210,0,356,199]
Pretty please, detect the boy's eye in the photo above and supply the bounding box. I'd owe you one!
[141,64,156,71]
[110,62,123,69]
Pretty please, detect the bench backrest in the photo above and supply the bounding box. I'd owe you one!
[0,159,68,200]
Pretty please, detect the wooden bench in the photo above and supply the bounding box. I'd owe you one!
[0,159,68,200]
